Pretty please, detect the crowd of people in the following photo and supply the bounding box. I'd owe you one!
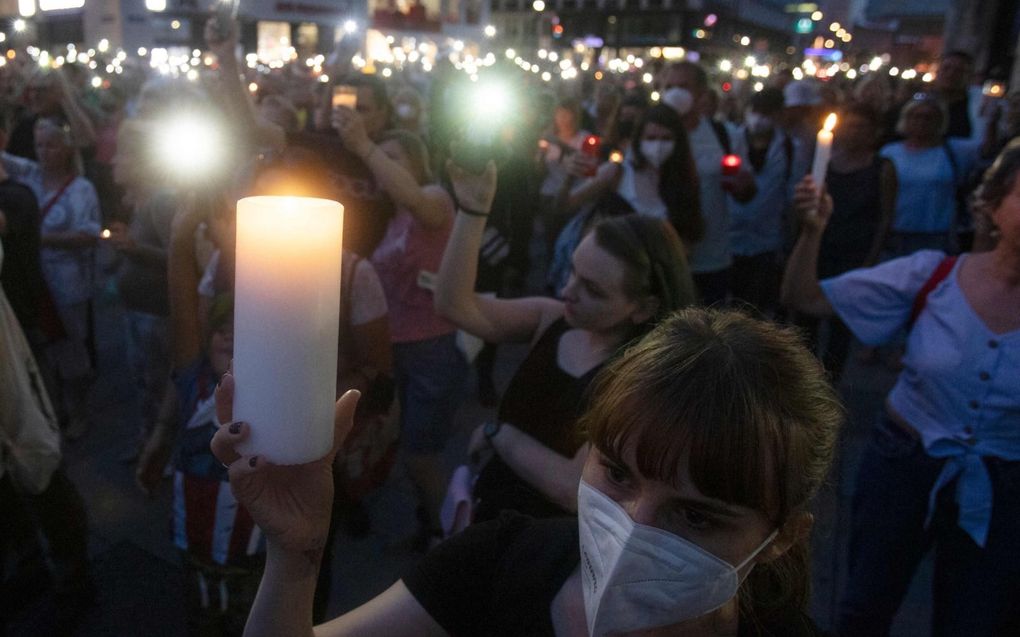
[1,17,1018,637]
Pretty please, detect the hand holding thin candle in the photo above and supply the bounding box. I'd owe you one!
[810,113,837,195]
[232,196,344,465]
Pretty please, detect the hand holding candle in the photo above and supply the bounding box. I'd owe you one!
[810,113,837,194]
[232,196,344,465]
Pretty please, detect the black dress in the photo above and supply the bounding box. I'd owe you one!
[472,318,602,522]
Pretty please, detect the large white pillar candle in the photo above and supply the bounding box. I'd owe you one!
[233,196,344,465]
[811,113,838,191]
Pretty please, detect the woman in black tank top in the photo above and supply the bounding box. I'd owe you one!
[435,162,697,522]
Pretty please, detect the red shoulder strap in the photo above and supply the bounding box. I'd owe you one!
[908,256,958,328]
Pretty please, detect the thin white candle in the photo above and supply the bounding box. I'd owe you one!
[811,113,838,191]
[233,196,344,465]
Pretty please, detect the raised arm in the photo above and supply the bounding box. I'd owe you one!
[555,155,619,214]
[53,69,97,149]
[205,19,285,151]
[331,108,449,230]
[780,176,835,317]
[434,160,563,344]
[209,384,447,637]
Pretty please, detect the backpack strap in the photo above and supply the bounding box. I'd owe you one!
[709,119,732,155]
[908,256,957,328]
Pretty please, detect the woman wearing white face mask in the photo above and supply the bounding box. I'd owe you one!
[558,104,703,249]
[210,307,841,637]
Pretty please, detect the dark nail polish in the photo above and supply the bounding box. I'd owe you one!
[229,422,240,435]
[249,456,258,467]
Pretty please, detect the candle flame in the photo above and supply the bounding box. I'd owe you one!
[823,113,837,132]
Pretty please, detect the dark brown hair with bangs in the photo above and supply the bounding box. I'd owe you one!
[581,307,843,620]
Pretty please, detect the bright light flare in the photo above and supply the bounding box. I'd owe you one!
[153,115,226,180]
[484,25,496,38]
[343,20,357,34]
[13,19,27,33]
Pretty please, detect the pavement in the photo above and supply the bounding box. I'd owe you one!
[4,261,935,637]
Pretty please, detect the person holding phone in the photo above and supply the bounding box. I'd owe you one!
[204,20,396,257]
[332,105,466,549]
[209,307,841,636]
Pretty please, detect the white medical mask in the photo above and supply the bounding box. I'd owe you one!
[640,140,675,169]
[577,480,778,637]
[662,87,695,116]
[395,103,416,121]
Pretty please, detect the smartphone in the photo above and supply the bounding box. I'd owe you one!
[332,85,358,109]
[982,80,1006,99]
[213,0,239,41]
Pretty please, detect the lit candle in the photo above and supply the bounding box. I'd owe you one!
[233,196,344,465]
[811,113,837,191]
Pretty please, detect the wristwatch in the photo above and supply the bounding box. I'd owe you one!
[483,420,502,445]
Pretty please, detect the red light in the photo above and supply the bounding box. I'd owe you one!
[553,24,564,34]
[722,81,732,92]
[585,135,598,146]
[721,154,741,175]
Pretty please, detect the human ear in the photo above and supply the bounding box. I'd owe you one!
[758,511,814,564]
[629,295,660,325]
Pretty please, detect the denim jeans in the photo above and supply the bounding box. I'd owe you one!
[837,414,1020,636]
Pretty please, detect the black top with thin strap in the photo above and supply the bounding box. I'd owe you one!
[473,318,603,522]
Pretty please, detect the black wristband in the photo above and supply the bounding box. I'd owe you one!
[458,207,490,218]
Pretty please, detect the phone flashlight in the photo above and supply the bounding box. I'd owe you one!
[609,150,624,164]
[332,85,358,109]
[101,228,111,239]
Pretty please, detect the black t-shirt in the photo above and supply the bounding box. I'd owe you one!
[0,179,44,331]
[473,319,602,523]
[285,131,394,258]
[404,513,825,637]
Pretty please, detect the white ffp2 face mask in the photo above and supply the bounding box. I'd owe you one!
[639,140,675,169]
[577,480,778,637]
[662,87,695,116]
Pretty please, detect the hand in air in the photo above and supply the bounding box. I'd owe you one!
[446,154,498,214]
[210,372,360,553]
[331,107,372,158]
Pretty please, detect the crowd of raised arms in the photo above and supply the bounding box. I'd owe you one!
[1,17,1018,637]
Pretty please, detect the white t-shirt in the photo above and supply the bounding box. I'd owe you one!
[615,157,668,221]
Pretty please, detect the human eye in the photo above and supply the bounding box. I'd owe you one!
[680,507,717,531]
[599,456,632,488]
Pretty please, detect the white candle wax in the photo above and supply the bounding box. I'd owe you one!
[233,196,344,465]
[811,113,838,191]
